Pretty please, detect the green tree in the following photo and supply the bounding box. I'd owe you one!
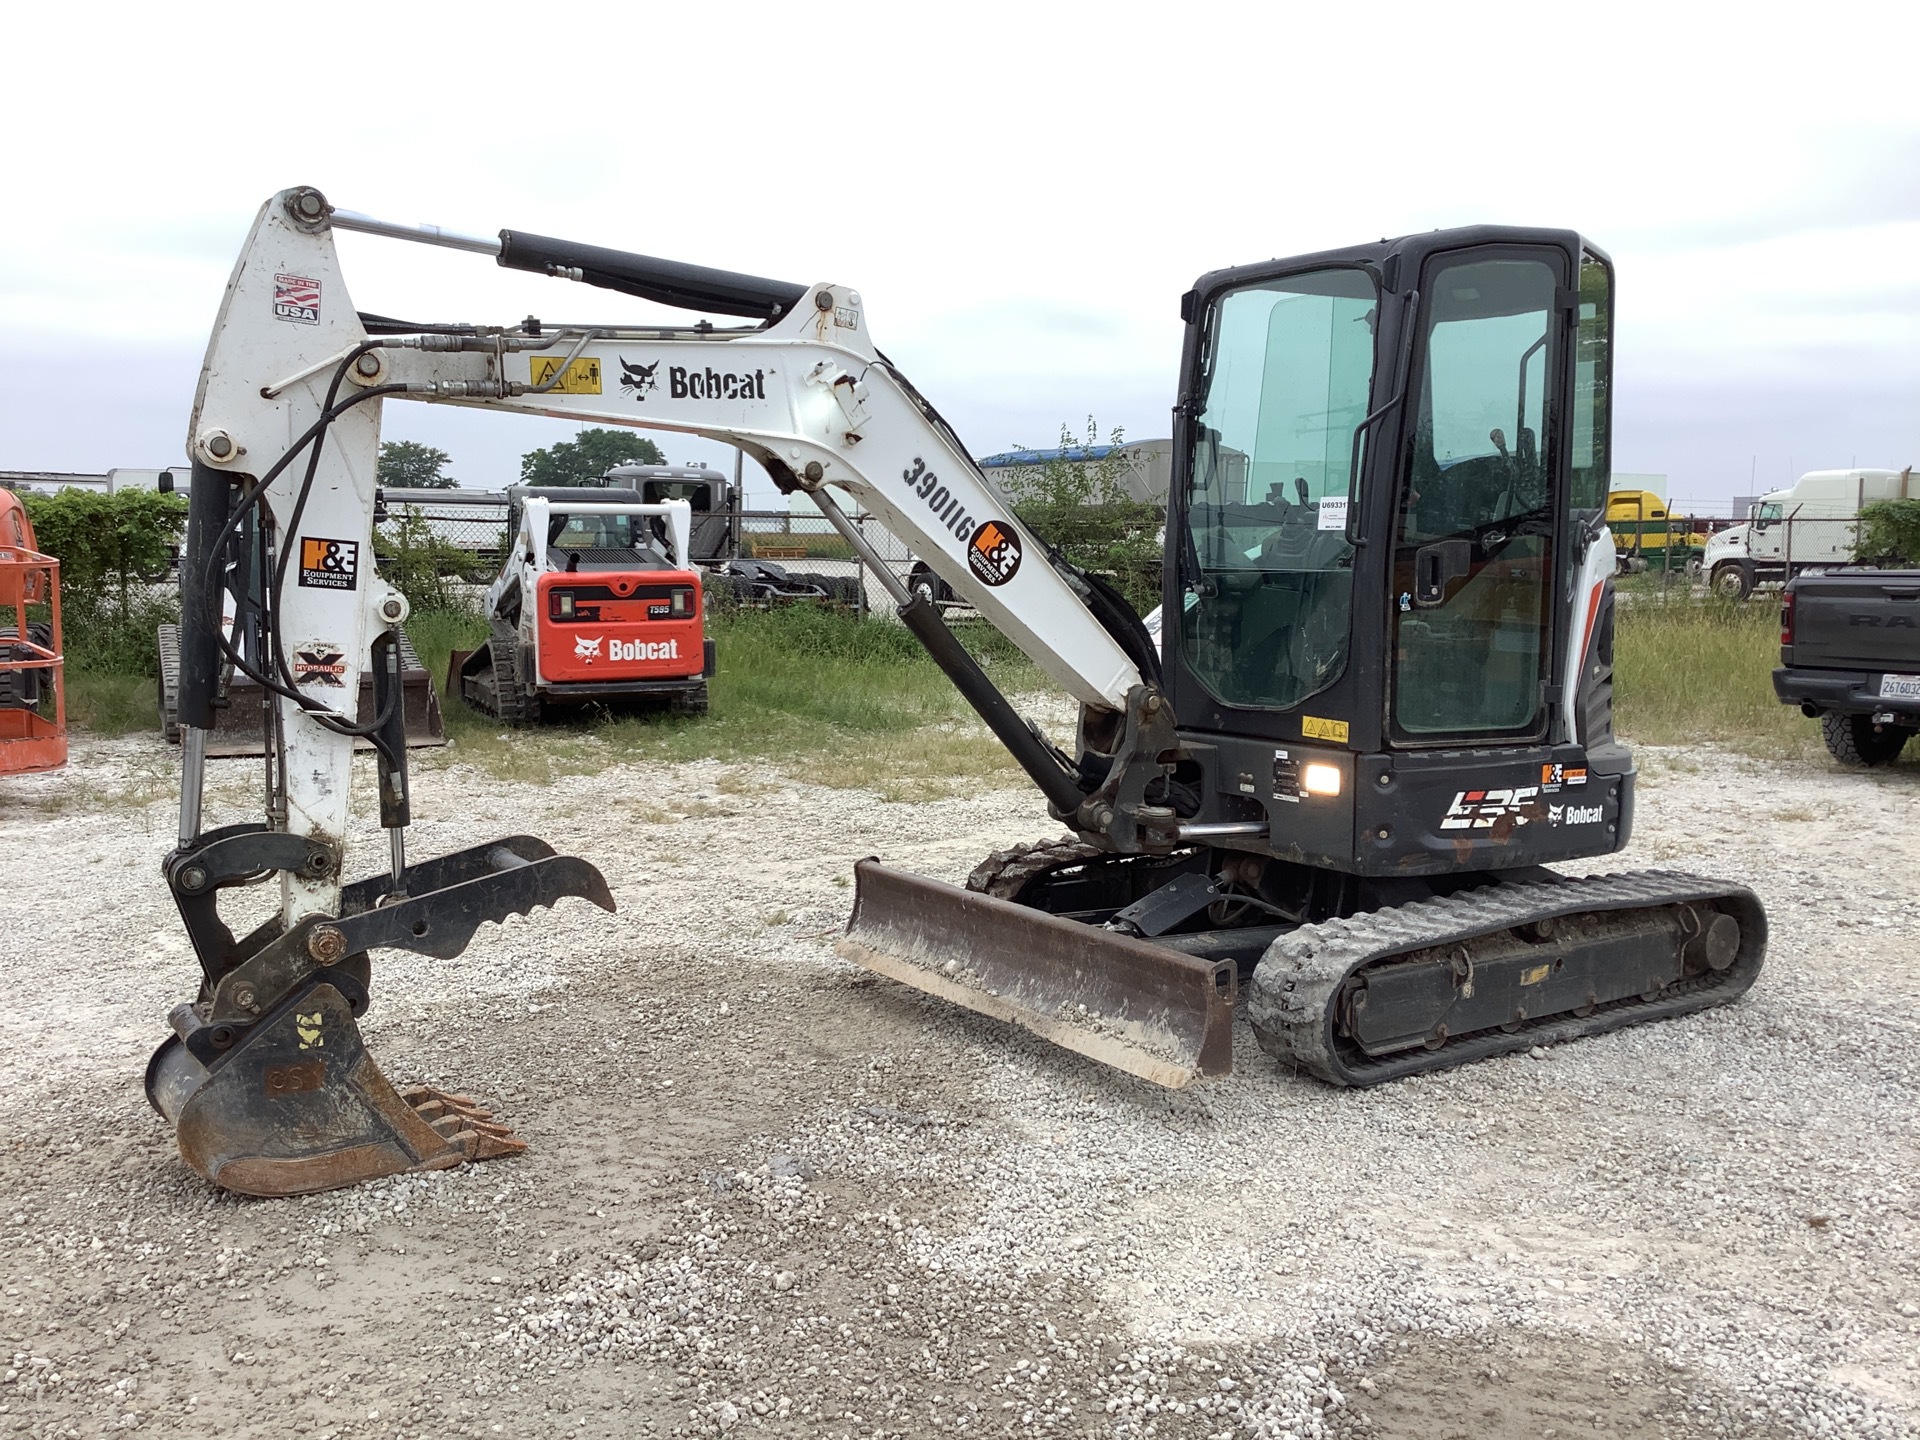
[22,488,188,610]
[377,440,456,489]
[519,428,665,487]
[1856,497,1920,565]
[1003,418,1163,614]
[20,487,190,674]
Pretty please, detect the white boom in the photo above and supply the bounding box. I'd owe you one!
[183,188,1153,929]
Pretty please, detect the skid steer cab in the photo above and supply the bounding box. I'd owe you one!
[456,486,715,724]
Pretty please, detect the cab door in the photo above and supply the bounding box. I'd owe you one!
[1388,249,1565,744]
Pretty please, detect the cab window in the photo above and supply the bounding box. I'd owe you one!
[1182,267,1377,711]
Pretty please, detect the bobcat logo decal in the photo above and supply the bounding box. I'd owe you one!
[575,634,603,661]
[619,357,660,401]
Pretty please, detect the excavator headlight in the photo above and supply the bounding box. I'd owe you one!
[1302,762,1342,797]
[554,591,575,619]
[669,586,695,619]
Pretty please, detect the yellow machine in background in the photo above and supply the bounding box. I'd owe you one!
[1606,489,1709,574]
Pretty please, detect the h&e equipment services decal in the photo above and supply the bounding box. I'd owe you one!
[1539,762,1589,792]
[274,274,321,325]
[967,520,1022,587]
[896,454,1025,585]
[298,537,359,590]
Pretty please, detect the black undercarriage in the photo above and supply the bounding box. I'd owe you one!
[966,840,1764,1085]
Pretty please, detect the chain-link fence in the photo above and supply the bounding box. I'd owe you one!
[375,501,925,615]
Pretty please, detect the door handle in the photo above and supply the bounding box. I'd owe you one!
[1413,540,1474,606]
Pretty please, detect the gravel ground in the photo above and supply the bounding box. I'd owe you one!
[0,731,1916,1440]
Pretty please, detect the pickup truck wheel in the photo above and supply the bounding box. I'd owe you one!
[1820,711,1914,767]
[1710,562,1753,600]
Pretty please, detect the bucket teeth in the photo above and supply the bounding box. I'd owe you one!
[150,836,612,1196]
[457,1127,530,1163]
[400,1085,529,1159]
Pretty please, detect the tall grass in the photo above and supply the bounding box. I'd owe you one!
[64,672,159,735]
[403,607,490,697]
[417,603,1047,797]
[58,592,181,736]
[1612,594,1810,757]
[73,580,1870,781]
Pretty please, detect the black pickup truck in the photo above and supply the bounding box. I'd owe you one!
[1773,569,1920,765]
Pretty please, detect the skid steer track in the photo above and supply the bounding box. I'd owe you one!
[1247,871,1766,1085]
[453,635,540,725]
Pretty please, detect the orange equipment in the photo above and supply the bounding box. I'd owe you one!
[0,489,65,774]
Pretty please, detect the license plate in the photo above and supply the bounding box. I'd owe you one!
[1878,673,1920,701]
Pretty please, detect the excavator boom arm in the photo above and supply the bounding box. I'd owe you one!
[192,190,1147,713]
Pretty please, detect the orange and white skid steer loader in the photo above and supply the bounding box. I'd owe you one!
[454,485,715,724]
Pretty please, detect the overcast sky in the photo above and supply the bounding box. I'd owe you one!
[3,3,1915,512]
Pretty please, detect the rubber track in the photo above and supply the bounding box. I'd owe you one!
[157,623,181,741]
[966,837,1102,901]
[1245,870,1767,1086]
[463,633,537,725]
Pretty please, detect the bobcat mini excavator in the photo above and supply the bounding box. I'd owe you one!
[151,188,1765,1194]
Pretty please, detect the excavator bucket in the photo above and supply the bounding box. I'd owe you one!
[145,980,522,1198]
[146,836,614,1198]
[836,859,1237,1088]
[157,623,446,758]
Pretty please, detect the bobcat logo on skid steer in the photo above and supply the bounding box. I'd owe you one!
[575,635,603,662]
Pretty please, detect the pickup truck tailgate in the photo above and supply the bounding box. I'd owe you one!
[1787,573,1920,668]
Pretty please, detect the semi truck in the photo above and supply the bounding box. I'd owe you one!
[1605,489,1708,575]
[1710,467,1916,599]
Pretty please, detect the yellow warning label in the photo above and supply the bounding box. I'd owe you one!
[1302,715,1349,744]
[529,356,603,394]
[1520,964,1551,987]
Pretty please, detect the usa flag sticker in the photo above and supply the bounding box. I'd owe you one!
[274,273,321,325]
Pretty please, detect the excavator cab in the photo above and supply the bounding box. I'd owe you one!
[1164,231,1627,875]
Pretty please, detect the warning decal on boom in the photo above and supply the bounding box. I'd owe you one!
[530,356,602,394]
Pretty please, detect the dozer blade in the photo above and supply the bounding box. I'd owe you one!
[145,980,523,1198]
[158,623,446,758]
[836,858,1235,1088]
